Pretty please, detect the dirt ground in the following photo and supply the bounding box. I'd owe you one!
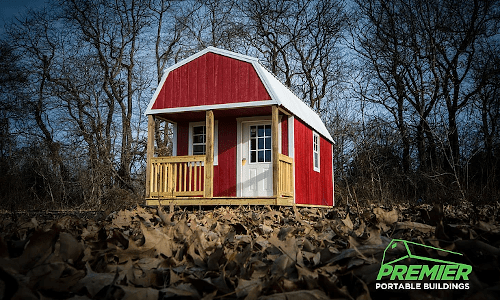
[0,202,499,299]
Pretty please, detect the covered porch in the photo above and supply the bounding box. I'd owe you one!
[145,105,295,206]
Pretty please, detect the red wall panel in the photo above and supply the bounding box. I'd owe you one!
[294,119,333,206]
[213,118,237,197]
[153,53,271,110]
[281,117,288,156]
[177,122,189,156]
[319,137,334,206]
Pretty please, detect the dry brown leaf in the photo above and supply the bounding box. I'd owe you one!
[140,223,173,257]
[268,235,298,262]
[74,263,119,297]
[157,205,173,225]
[373,207,398,231]
[236,278,261,298]
[160,283,200,299]
[349,226,382,248]
[342,214,354,230]
[354,220,366,236]
[115,238,156,263]
[207,247,224,271]
[326,242,389,265]
[169,268,182,285]
[16,228,59,272]
[126,263,160,288]
[313,251,321,266]
[296,266,318,280]
[112,210,134,228]
[58,232,84,262]
[135,206,156,223]
[259,224,273,235]
[396,221,435,233]
[477,220,500,233]
[119,285,160,300]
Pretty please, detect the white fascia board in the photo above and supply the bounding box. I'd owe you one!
[145,100,278,115]
[205,46,259,63]
[252,62,282,106]
[145,70,170,116]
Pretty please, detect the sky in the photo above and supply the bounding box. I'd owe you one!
[0,0,46,34]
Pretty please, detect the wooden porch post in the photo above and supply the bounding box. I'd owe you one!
[272,105,279,197]
[205,110,214,198]
[145,115,155,198]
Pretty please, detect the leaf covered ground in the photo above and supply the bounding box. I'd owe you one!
[0,202,499,300]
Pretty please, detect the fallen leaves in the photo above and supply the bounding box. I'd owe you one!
[0,202,498,299]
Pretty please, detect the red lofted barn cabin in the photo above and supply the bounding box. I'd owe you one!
[145,47,334,207]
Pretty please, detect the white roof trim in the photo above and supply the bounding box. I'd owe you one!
[146,70,170,113]
[145,46,334,143]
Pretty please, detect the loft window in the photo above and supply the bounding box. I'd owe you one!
[313,131,320,172]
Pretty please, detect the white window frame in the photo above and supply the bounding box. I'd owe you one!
[313,131,320,172]
[188,121,218,165]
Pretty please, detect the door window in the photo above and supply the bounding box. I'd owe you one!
[250,125,272,163]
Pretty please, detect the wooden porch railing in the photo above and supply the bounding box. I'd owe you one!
[278,154,294,197]
[150,155,205,197]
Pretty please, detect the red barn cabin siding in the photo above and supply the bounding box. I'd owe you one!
[294,118,333,206]
[213,118,237,197]
[153,53,271,110]
[281,117,288,156]
[177,122,189,156]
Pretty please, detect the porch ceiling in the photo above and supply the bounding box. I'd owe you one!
[155,105,287,123]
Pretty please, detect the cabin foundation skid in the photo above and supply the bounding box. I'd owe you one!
[145,197,294,206]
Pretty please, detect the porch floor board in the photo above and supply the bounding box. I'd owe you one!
[145,197,294,206]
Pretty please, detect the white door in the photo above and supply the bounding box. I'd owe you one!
[241,122,273,197]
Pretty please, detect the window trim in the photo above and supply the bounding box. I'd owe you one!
[313,131,320,172]
[188,121,218,165]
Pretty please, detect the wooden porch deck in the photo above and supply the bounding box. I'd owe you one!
[145,106,295,206]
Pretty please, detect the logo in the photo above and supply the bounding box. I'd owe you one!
[376,239,472,290]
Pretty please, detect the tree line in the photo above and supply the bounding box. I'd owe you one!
[0,0,498,210]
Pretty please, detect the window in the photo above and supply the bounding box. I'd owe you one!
[189,121,218,165]
[192,125,206,155]
[250,124,272,163]
[313,131,320,172]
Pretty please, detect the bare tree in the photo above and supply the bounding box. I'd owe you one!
[242,0,349,113]
[352,0,500,202]
[60,0,152,191]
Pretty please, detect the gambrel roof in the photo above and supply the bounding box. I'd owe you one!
[146,47,333,142]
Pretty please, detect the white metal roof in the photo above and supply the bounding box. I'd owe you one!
[146,47,333,143]
[251,62,333,142]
